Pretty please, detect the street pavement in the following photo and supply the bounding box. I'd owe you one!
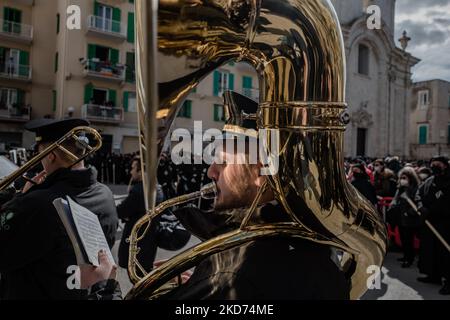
[109,185,450,300]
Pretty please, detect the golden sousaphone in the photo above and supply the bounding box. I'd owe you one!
[128,0,387,300]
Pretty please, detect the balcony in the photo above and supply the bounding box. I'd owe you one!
[82,59,125,83]
[86,15,126,41]
[0,104,31,122]
[0,20,33,44]
[0,64,32,82]
[82,104,124,124]
[241,88,259,102]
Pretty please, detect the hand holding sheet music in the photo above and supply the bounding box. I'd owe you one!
[53,196,115,267]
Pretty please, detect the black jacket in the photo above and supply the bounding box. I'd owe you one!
[415,174,450,231]
[0,167,118,300]
[387,186,420,228]
[351,177,378,205]
[162,203,350,300]
[117,182,164,270]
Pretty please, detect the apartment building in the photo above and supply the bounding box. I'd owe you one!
[0,0,259,155]
[410,79,450,159]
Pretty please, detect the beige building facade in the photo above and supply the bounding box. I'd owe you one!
[409,79,450,159]
[331,0,419,158]
[0,0,259,155]
[0,0,420,159]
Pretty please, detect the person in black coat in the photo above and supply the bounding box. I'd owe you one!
[387,167,420,268]
[117,157,164,280]
[350,163,378,205]
[0,118,118,300]
[415,156,450,295]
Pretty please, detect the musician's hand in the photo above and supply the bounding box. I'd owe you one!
[22,171,46,194]
[79,250,117,289]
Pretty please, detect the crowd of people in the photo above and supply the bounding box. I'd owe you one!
[345,155,450,295]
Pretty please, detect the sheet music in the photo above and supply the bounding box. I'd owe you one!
[67,196,115,266]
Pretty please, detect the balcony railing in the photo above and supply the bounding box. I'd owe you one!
[82,104,124,124]
[87,15,126,40]
[82,59,125,82]
[0,19,33,43]
[242,88,259,102]
[0,64,32,81]
[0,104,31,122]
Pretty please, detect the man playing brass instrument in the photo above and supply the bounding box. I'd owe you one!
[0,118,118,300]
[82,92,350,300]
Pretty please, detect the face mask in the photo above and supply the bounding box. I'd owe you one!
[419,173,429,181]
[431,166,443,176]
[399,178,409,187]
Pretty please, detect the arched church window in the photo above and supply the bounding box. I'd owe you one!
[358,44,370,76]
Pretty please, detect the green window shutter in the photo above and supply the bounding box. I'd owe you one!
[3,8,9,32]
[14,9,22,34]
[84,83,94,104]
[110,48,119,64]
[52,90,57,111]
[112,8,121,33]
[213,71,220,96]
[243,76,252,89]
[54,52,59,72]
[228,73,235,91]
[126,52,135,82]
[94,1,100,15]
[19,50,29,65]
[419,126,427,145]
[19,50,29,77]
[108,89,117,106]
[88,44,96,59]
[214,104,219,122]
[56,14,60,34]
[123,91,129,112]
[127,12,135,43]
[0,47,5,60]
[186,100,192,118]
[17,90,25,105]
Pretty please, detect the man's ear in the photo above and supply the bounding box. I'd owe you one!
[48,151,57,162]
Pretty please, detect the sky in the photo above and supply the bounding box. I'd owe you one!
[395,0,450,82]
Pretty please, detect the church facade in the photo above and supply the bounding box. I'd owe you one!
[331,0,420,158]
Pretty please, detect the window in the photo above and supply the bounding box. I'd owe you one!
[242,76,253,98]
[213,70,234,96]
[84,84,116,107]
[3,7,22,34]
[94,3,121,33]
[358,44,369,76]
[418,124,428,145]
[178,100,192,118]
[0,88,18,109]
[123,91,136,112]
[0,48,29,77]
[214,104,225,122]
[418,90,430,109]
[88,44,111,62]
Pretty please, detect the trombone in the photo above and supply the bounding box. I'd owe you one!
[0,127,103,192]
